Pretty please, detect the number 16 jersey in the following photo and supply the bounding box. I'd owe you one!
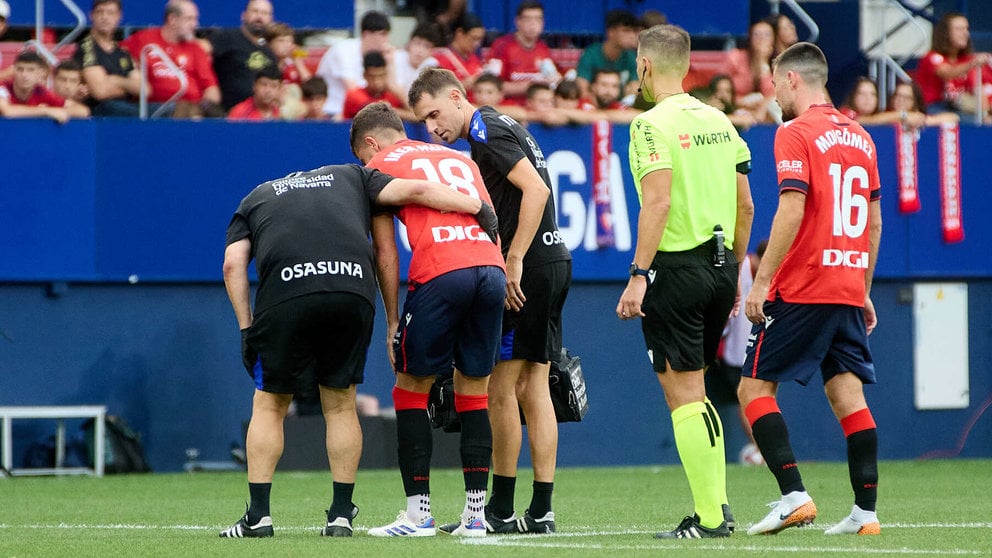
[367,139,505,284]
[771,105,881,307]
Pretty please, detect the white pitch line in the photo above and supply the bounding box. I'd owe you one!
[461,539,985,556]
[0,522,989,531]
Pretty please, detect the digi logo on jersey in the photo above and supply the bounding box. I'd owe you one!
[280,260,364,281]
[431,225,491,243]
[821,249,868,269]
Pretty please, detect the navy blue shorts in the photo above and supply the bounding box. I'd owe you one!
[500,260,572,364]
[641,245,738,372]
[247,292,374,393]
[394,265,506,378]
[742,298,876,386]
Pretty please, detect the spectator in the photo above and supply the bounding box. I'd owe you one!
[553,79,580,109]
[227,66,282,121]
[470,73,528,122]
[915,12,992,119]
[121,0,222,118]
[638,9,668,29]
[483,1,560,106]
[391,21,441,96]
[299,76,331,121]
[0,0,12,82]
[888,80,959,126]
[264,22,309,120]
[434,13,486,91]
[342,51,409,120]
[575,10,639,101]
[209,0,277,112]
[403,0,467,40]
[315,10,393,120]
[53,60,87,103]
[726,19,777,122]
[523,81,567,125]
[265,22,310,87]
[708,74,757,131]
[0,50,90,122]
[770,13,799,56]
[73,0,143,117]
[581,69,624,110]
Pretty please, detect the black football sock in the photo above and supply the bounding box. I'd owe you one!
[247,482,271,524]
[528,481,554,518]
[489,474,516,519]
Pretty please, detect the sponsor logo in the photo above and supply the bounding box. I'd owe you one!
[821,249,869,269]
[431,225,491,243]
[271,173,334,195]
[777,159,804,174]
[691,131,733,146]
[541,230,566,246]
[679,133,691,150]
[279,260,363,281]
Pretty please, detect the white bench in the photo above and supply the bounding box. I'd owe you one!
[0,406,106,477]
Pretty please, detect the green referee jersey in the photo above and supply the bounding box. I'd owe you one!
[628,93,751,252]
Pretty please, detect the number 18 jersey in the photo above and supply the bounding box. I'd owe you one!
[367,139,505,284]
[771,105,881,307]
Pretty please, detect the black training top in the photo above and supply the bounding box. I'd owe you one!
[226,164,394,315]
[209,28,277,111]
[466,105,571,267]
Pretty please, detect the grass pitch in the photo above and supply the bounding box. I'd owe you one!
[1,459,990,557]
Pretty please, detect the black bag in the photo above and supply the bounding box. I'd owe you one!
[83,415,152,474]
[548,348,589,422]
[428,373,461,433]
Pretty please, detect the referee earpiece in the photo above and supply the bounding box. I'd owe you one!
[636,67,647,95]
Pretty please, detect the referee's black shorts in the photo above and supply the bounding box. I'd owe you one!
[641,241,738,373]
[246,291,374,393]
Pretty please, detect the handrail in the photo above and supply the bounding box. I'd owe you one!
[139,44,188,120]
[54,0,87,54]
[769,0,820,44]
[862,0,934,59]
[867,54,913,111]
[974,66,986,126]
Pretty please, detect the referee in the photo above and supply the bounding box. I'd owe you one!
[220,163,497,538]
[616,24,754,539]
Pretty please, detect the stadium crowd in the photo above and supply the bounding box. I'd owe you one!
[2,0,989,125]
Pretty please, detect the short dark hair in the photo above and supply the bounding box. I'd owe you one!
[360,10,390,33]
[15,50,48,68]
[773,41,828,86]
[605,9,638,30]
[300,76,328,99]
[516,1,543,17]
[264,22,294,43]
[349,101,405,158]
[591,69,621,84]
[363,51,387,70]
[255,65,283,82]
[474,73,503,90]
[91,0,121,10]
[410,21,442,47]
[526,82,552,99]
[408,67,466,107]
[55,59,82,74]
[452,12,484,34]
[554,79,579,100]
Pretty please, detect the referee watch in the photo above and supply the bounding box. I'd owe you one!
[629,263,650,278]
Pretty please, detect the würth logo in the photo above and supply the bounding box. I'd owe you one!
[679,133,691,150]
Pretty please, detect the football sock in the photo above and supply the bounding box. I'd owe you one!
[463,489,486,521]
[328,481,354,520]
[528,481,554,518]
[841,408,878,512]
[489,475,516,519]
[406,493,431,523]
[393,387,432,498]
[704,398,729,507]
[671,401,725,529]
[746,397,806,495]
[455,393,492,493]
[247,482,271,524]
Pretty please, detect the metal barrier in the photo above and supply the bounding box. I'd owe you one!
[33,0,86,55]
[0,406,106,477]
[865,0,930,110]
[139,43,188,120]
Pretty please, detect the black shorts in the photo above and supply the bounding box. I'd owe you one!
[705,359,742,404]
[246,292,374,393]
[742,298,876,386]
[394,266,505,378]
[641,243,738,372]
[500,260,571,364]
